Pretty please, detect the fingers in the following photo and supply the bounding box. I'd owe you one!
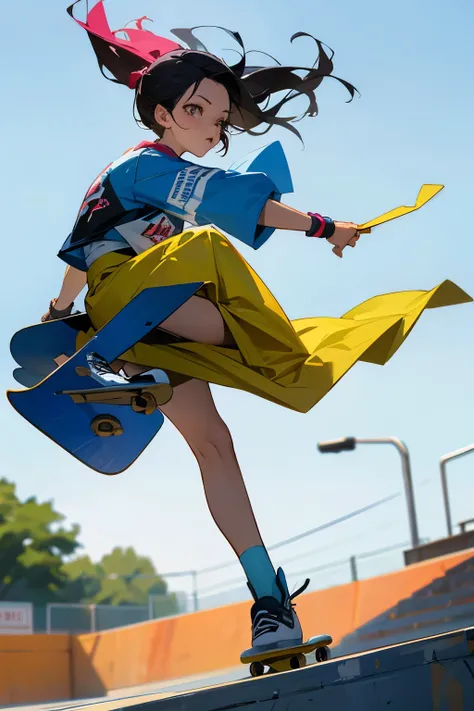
[329,224,361,259]
[334,232,359,257]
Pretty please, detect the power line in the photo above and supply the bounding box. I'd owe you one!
[267,493,400,552]
[196,492,401,576]
[198,539,414,597]
[92,493,402,583]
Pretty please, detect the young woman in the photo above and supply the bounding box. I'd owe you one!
[42,1,469,653]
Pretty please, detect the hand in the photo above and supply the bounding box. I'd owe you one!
[41,298,74,322]
[327,222,360,259]
[41,300,55,322]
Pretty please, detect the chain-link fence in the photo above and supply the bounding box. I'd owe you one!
[35,535,428,633]
[45,593,189,634]
[35,491,434,632]
[191,540,422,612]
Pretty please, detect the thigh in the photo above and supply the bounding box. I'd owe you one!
[159,294,234,346]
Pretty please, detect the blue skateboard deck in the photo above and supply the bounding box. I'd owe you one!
[10,313,89,387]
[10,307,192,388]
[7,283,202,475]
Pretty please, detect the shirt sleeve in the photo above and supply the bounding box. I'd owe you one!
[132,156,280,249]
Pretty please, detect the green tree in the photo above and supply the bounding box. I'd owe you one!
[0,478,178,616]
[0,479,81,603]
[98,547,179,616]
[61,555,102,602]
[63,547,178,613]
[89,547,168,605]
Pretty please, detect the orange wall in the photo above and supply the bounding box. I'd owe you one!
[1,548,473,705]
[72,583,359,695]
[0,634,71,705]
[73,549,474,697]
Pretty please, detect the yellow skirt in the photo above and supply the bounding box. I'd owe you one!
[77,227,471,414]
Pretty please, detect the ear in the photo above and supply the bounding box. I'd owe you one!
[154,104,173,129]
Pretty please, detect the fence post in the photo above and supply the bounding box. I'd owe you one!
[192,570,199,612]
[46,603,52,634]
[349,555,358,582]
[90,604,96,633]
[148,595,153,620]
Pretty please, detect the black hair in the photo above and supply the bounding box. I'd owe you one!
[135,52,244,154]
[68,2,359,155]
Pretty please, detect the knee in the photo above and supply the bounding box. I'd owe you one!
[188,418,234,462]
[191,226,230,247]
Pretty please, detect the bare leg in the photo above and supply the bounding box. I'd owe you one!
[159,378,263,556]
[159,295,235,345]
[118,294,234,377]
[53,294,233,376]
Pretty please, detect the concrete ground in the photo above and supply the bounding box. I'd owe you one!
[2,667,247,711]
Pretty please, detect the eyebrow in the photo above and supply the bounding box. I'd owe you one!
[196,95,230,114]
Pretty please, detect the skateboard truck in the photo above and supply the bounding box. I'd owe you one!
[57,382,173,412]
[250,654,305,677]
[57,383,173,439]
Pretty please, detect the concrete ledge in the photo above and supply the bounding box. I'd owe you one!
[126,627,474,711]
[404,535,474,565]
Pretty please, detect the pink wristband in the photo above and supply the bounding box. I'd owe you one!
[307,212,325,238]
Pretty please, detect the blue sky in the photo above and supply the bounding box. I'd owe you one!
[1,0,473,603]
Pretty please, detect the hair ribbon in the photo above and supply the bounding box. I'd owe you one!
[128,67,149,90]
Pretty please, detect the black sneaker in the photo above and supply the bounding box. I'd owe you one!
[247,568,310,652]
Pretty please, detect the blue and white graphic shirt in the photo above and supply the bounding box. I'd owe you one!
[58,140,294,271]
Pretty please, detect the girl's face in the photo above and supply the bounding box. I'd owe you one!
[154,78,231,157]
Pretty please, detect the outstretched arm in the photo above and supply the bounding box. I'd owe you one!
[258,199,359,258]
[258,200,313,232]
[42,266,87,321]
[133,161,360,256]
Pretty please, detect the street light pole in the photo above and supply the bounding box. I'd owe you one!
[356,438,419,550]
[440,444,474,537]
[317,436,420,549]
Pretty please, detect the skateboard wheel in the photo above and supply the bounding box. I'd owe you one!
[290,653,306,669]
[249,661,265,678]
[91,415,123,437]
[131,391,157,415]
[315,646,330,663]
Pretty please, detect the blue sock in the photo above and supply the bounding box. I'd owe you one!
[239,546,280,600]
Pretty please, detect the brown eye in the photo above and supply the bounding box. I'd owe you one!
[184,104,203,117]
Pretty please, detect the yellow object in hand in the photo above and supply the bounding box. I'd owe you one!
[357,184,444,234]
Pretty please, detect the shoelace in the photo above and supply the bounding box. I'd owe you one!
[288,578,310,610]
[249,577,312,636]
[94,364,110,375]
